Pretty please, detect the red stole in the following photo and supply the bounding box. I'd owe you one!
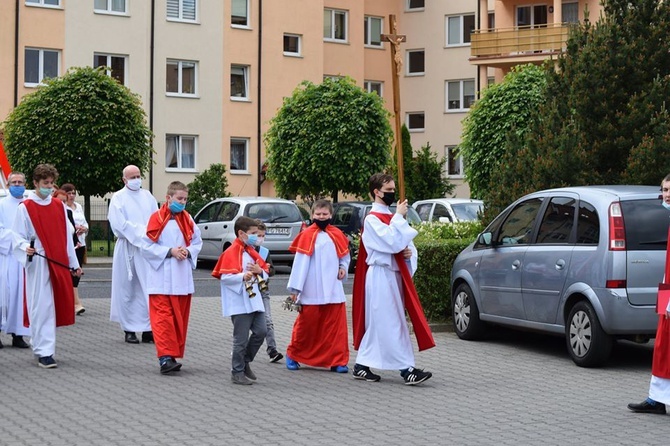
[146,203,194,246]
[23,199,75,327]
[652,227,670,378]
[211,239,269,279]
[352,212,435,352]
[289,223,349,258]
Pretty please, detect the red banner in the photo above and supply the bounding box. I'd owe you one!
[0,140,10,180]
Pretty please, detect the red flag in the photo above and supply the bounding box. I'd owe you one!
[0,140,11,185]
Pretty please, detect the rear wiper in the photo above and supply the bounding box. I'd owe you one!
[638,240,668,245]
[270,215,288,223]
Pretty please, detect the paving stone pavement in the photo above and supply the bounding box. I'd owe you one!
[0,294,668,445]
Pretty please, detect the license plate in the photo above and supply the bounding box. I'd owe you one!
[266,227,290,235]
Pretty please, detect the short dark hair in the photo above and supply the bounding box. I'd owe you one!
[235,216,259,235]
[33,164,59,183]
[255,220,267,231]
[312,199,333,214]
[368,173,393,198]
[61,183,76,193]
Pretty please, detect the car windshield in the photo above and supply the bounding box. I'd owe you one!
[452,203,483,221]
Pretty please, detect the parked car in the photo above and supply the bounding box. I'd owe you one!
[413,198,483,223]
[450,185,666,367]
[193,197,305,265]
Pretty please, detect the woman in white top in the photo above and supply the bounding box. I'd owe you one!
[61,183,88,315]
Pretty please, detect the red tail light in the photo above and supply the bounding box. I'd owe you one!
[606,280,627,288]
[300,222,307,232]
[608,202,626,251]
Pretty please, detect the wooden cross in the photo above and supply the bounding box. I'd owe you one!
[381,15,407,202]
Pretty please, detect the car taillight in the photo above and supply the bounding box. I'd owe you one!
[608,202,626,251]
[605,279,627,288]
[300,222,307,232]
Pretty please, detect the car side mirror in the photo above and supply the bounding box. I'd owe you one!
[476,232,493,247]
[438,216,452,224]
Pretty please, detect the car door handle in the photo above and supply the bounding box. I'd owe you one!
[512,260,521,270]
[555,259,566,270]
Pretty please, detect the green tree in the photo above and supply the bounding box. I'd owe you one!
[2,66,152,220]
[185,163,231,215]
[410,142,455,201]
[264,77,393,200]
[459,64,547,199]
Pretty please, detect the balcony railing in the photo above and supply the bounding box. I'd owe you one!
[471,23,571,59]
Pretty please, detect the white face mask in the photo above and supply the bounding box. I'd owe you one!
[126,178,142,191]
[255,236,265,247]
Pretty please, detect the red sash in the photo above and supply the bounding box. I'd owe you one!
[23,199,75,327]
[652,227,670,378]
[352,212,435,352]
[211,238,269,278]
[146,203,194,246]
[289,223,349,258]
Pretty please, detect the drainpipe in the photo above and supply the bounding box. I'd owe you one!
[475,0,481,96]
[14,0,19,107]
[149,0,155,193]
[256,0,263,196]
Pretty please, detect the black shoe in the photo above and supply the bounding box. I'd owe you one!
[160,357,182,374]
[627,399,667,414]
[38,355,58,369]
[11,335,30,349]
[401,367,432,386]
[269,350,284,363]
[142,331,154,343]
[0,338,3,349]
[353,364,381,382]
[124,331,139,344]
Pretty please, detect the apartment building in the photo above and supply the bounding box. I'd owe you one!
[1,0,507,200]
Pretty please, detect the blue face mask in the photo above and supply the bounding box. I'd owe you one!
[169,201,185,213]
[245,233,258,246]
[39,187,53,197]
[663,202,670,211]
[9,185,25,198]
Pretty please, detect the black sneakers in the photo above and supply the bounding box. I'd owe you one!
[627,399,667,414]
[401,367,432,385]
[159,357,182,374]
[269,350,284,363]
[352,364,381,382]
[38,355,58,369]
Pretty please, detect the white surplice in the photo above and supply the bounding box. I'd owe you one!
[107,186,157,332]
[355,203,418,370]
[287,231,350,305]
[0,195,30,337]
[141,218,202,295]
[219,250,267,317]
[12,193,79,357]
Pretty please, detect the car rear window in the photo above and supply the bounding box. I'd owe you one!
[620,198,667,251]
[452,203,482,221]
[246,203,302,223]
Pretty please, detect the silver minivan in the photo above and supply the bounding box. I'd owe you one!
[450,186,666,367]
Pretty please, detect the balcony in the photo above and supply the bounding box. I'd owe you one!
[470,23,571,67]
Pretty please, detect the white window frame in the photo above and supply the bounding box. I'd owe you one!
[166,0,198,23]
[165,134,197,171]
[230,65,249,101]
[406,49,425,76]
[283,34,302,57]
[364,16,383,48]
[231,0,250,28]
[24,48,60,87]
[324,8,348,43]
[230,138,250,173]
[166,59,198,97]
[25,0,60,8]
[445,146,464,178]
[93,53,128,86]
[94,0,127,15]
[406,112,425,132]
[446,14,475,47]
[446,79,475,112]
[364,80,383,97]
[406,0,424,12]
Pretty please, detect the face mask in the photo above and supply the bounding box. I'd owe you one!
[314,218,332,230]
[255,236,265,247]
[126,178,142,191]
[39,187,54,197]
[9,185,25,198]
[380,191,395,206]
[169,201,185,213]
[245,233,258,246]
[663,202,670,211]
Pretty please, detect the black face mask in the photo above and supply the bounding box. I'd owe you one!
[314,218,332,230]
[380,191,395,206]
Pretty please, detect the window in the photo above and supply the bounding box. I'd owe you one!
[496,198,543,245]
[166,135,196,170]
[24,48,59,85]
[167,0,197,22]
[283,34,301,56]
[94,53,127,85]
[407,50,424,75]
[446,79,475,111]
[166,60,197,96]
[406,112,425,132]
[25,0,59,7]
[364,80,383,96]
[488,12,495,29]
[94,0,126,14]
[536,197,577,244]
[445,146,463,177]
[230,65,249,99]
[563,2,579,24]
[407,0,424,10]
[194,201,222,224]
[231,0,249,27]
[446,14,475,46]
[230,138,249,172]
[516,5,547,28]
[364,16,383,48]
[324,9,348,42]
